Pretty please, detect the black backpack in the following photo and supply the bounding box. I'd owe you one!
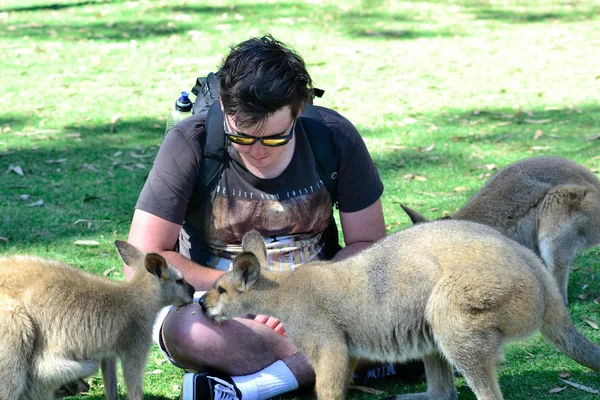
[189,73,341,258]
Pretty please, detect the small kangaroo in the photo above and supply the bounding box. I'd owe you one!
[0,241,195,400]
[401,156,600,305]
[200,223,600,400]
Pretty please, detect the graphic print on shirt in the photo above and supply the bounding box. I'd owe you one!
[202,170,333,272]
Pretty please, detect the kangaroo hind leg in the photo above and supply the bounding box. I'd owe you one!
[385,352,457,400]
[435,325,505,400]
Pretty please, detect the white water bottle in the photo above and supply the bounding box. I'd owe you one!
[165,91,193,136]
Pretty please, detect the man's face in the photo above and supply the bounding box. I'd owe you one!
[225,106,296,170]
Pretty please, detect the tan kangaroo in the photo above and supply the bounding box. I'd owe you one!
[0,241,195,400]
[200,223,600,400]
[401,156,600,305]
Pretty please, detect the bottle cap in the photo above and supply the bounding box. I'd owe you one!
[175,91,193,112]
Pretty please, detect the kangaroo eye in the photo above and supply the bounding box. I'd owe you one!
[176,279,185,285]
[217,286,227,294]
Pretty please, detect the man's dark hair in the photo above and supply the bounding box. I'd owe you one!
[218,35,313,129]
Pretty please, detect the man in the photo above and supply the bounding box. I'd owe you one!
[127,35,393,400]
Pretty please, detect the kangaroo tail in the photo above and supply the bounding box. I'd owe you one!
[540,292,600,371]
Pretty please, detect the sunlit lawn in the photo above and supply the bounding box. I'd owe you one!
[1,0,599,398]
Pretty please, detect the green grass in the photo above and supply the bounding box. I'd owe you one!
[1,0,600,398]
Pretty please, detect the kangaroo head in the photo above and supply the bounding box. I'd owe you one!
[200,230,266,323]
[114,240,195,307]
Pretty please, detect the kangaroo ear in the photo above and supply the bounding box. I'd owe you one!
[241,230,267,267]
[114,240,145,267]
[400,204,430,225]
[144,253,168,279]
[232,253,261,292]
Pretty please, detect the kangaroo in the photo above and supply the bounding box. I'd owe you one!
[200,223,600,400]
[401,156,600,305]
[0,241,195,400]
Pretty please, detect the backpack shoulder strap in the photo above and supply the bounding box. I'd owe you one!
[197,102,226,208]
[299,103,339,208]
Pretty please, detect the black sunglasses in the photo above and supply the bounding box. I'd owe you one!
[223,118,296,147]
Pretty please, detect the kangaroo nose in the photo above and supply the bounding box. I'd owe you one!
[199,297,207,313]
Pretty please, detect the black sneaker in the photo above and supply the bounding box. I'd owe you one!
[180,371,242,400]
[353,360,426,385]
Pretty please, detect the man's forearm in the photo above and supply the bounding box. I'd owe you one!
[331,241,375,261]
[159,250,226,291]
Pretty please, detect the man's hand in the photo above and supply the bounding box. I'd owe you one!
[254,314,287,337]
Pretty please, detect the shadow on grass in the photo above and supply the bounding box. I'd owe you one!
[457,0,599,23]
[0,0,465,42]
[472,8,599,23]
[0,116,163,250]
[0,0,118,12]
[369,102,600,177]
[2,102,598,249]
[393,0,599,23]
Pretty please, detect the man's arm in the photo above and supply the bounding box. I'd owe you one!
[334,198,386,260]
[126,209,224,290]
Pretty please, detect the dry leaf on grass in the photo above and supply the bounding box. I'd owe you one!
[130,152,153,159]
[154,358,167,365]
[533,130,544,140]
[559,372,571,378]
[453,187,471,192]
[403,174,427,182]
[103,267,117,276]
[530,146,551,151]
[74,240,100,246]
[73,219,111,228]
[147,369,163,375]
[45,158,68,164]
[548,386,567,393]
[584,319,598,329]
[549,386,567,394]
[559,379,599,394]
[524,118,552,124]
[6,164,24,176]
[585,134,600,141]
[0,237,9,243]
[26,200,44,207]
[422,142,435,152]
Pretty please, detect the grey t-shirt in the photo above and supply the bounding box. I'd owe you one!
[136,106,384,270]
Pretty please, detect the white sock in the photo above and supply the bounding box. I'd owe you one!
[231,360,299,400]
